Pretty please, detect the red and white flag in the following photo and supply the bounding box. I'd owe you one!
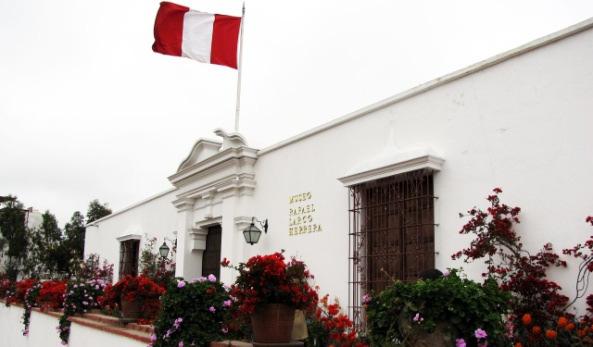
[152,2,241,69]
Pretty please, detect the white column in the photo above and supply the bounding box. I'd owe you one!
[174,197,195,278]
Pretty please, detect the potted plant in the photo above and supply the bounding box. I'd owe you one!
[151,277,237,347]
[224,252,318,343]
[99,275,165,322]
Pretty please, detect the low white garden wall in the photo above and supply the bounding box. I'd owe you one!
[0,304,147,347]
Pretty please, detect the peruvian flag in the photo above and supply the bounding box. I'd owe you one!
[152,2,241,69]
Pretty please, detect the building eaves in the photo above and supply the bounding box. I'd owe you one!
[85,188,176,227]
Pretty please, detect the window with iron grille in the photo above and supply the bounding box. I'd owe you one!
[348,169,436,329]
[119,239,140,278]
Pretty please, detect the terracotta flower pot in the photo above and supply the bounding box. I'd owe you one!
[251,304,296,343]
[120,299,141,320]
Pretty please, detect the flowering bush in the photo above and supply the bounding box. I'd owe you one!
[306,294,368,347]
[0,278,14,300]
[366,270,510,347]
[9,278,38,305]
[224,252,318,316]
[74,253,114,283]
[37,280,67,310]
[58,279,107,344]
[509,215,593,346]
[21,280,41,336]
[514,312,593,346]
[452,188,569,328]
[98,275,165,321]
[453,188,593,346]
[151,276,236,347]
[564,216,593,318]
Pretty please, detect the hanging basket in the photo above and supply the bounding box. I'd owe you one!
[251,304,296,343]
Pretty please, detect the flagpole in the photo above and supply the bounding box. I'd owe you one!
[234,2,245,132]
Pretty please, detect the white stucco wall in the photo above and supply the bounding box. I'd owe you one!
[85,189,178,281]
[84,21,593,314]
[246,25,593,309]
[0,304,146,347]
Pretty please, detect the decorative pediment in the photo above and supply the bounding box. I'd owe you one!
[116,233,142,242]
[177,139,222,172]
[338,146,445,187]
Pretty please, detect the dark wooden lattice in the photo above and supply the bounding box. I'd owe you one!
[348,169,436,329]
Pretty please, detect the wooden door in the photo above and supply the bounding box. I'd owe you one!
[119,239,140,278]
[202,225,222,279]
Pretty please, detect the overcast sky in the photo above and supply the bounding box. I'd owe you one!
[1,0,592,227]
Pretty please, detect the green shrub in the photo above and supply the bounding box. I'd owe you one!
[366,271,510,347]
[152,277,235,347]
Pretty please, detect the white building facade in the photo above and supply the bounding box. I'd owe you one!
[85,18,593,318]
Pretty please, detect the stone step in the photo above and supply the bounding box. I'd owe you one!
[82,312,154,334]
[211,341,254,347]
[69,315,152,344]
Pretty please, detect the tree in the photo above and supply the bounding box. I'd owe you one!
[64,211,85,260]
[39,210,62,248]
[0,196,28,280]
[86,200,112,223]
[23,211,67,278]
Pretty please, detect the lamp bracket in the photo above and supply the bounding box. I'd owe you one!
[252,217,268,233]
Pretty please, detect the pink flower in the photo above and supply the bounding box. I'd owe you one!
[178,341,184,347]
[209,306,216,313]
[455,338,466,347]
[207,274,217,282]
[177,280,186,288]
[413,313,424,323]
[223,300,232,308]
[474,328,488,339]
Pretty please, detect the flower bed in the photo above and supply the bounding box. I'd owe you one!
[37,280,67,310]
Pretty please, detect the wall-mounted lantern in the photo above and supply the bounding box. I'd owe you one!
[159,241,170,258]
[243,217,268,245]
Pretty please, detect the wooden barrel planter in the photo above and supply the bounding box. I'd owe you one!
[251,304,296,343]
[120,299,141,323]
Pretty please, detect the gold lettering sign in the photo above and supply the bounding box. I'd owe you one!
[288,192,322,236]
